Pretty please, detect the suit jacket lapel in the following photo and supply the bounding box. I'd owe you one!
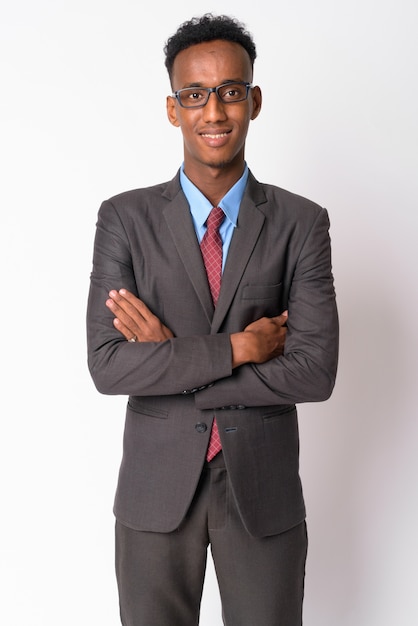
[212,176,267,333]
[162,171,267,331]
[163,175,214,324]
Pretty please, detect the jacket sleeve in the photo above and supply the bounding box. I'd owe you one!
[86,200,233,397]
[194,207,339,409]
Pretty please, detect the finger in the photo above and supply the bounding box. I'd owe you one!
[118,289,155,321]
[108,290,146,321]
[106,297,144,335]
[274,311,288,326]
[106,296,131,319]
[113,317,136,341]
[108,290,140,311]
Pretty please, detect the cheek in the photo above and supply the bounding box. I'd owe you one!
[235,116,252,141]
[176,112,198,135]
[179,119,201,146]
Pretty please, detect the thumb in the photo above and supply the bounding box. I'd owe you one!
[276,310,288,326]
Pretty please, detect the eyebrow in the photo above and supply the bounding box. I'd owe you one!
[180,79,245,89]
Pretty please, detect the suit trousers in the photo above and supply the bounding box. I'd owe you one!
[115,453,308,626]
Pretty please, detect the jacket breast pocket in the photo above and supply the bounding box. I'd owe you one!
[241,283,283,321]
[242,283,282,301]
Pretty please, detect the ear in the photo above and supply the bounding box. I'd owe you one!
[250,86,262,121]
[166,96,180,127]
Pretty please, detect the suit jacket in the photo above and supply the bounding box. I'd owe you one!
[87,170,339,537]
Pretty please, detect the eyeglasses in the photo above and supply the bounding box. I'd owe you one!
[172,81,253,109]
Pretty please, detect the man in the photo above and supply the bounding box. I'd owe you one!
[87,13,338,626]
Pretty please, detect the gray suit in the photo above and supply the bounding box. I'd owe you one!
[87,169,338,540]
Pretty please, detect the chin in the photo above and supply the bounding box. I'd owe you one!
[201,155,237,169]
[207,160,230,169]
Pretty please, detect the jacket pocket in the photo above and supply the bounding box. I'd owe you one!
[242,283,282,300]
[262,405,296,422]
[127,398,169,419]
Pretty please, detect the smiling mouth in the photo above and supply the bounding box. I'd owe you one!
[200,132,230,139]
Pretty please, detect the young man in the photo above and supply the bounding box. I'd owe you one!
[87,14,339,626]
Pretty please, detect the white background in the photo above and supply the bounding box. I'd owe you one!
[1,1,417,624]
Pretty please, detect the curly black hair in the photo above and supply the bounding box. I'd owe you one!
[164,14,257,81]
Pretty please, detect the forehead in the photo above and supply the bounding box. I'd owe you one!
[171,40,253,88]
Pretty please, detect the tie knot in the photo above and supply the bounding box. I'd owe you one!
[206,206,225,232]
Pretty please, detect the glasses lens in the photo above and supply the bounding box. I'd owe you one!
[218,83,249,103]
[178,88,209,108]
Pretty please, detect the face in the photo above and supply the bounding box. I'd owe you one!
[166,40,262,176]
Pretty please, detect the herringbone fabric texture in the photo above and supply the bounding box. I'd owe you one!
[200,207,225,461]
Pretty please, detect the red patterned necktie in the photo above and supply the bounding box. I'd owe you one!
[200,206,225,461]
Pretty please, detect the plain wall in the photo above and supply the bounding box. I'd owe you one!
[1,1,417,624]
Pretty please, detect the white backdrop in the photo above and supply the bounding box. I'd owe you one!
[1,1,417,624]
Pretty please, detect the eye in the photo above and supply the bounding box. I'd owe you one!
[219,83,246,101]
[188,90,205,101]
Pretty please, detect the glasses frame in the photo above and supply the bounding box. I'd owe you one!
[172,81,253,109]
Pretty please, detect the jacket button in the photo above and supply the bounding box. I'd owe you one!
[195,422,207,433]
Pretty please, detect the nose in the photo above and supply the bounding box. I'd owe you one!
[202,91,227,122]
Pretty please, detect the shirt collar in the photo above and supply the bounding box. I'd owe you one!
[180,163,249,229]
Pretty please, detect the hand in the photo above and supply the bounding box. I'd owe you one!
[231,311,288,368]
[106,289,174,342]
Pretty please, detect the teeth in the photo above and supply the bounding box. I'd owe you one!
[201,133,228,138]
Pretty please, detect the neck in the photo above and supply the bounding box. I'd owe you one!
[183,161,245,207]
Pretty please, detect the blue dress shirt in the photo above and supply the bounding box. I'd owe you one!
[180,164,249,272]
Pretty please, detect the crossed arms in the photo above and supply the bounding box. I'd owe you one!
[87,193,338,407]
[106,289,288,368]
